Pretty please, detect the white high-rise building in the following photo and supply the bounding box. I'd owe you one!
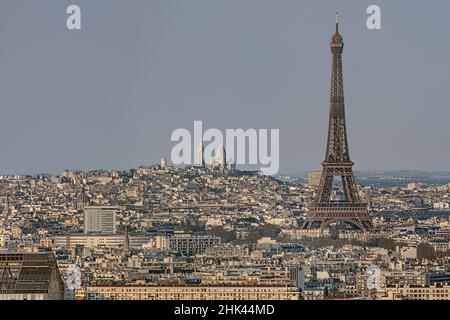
[84,206,117,234]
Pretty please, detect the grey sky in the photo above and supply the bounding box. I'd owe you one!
[0,0,449,175]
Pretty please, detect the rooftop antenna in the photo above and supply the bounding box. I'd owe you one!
[336,12,339,33]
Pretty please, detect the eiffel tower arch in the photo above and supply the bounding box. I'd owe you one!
[303,15,373,231]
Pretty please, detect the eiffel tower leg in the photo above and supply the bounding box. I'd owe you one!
[352,220,365,231]
[361,219,373,230]
[302,220,309,230]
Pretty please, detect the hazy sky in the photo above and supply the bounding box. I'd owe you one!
[0,0,449,175]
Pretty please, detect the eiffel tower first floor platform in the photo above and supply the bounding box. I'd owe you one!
[303,203,373,231]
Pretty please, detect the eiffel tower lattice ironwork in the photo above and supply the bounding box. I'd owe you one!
[303,15,372,231]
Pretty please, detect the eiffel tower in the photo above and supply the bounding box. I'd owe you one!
[303,15,372,231]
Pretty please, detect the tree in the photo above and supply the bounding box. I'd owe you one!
[207,226,237,243]
[377,238,396,251]
[258,225,281,238]
[243,230,261,244]
[417,243,436,260]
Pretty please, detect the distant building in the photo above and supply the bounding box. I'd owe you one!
[302,288,326,300]
[426,273,450,286]
[281,228,330,240]
[143,235,170,250]
[289,266,305,289]
[0,253,65,300]
[76,285,300,300]
[407,182,419,191]
[364,187,372,209]
[54,233,151,249]
[382,285,450,300]
[2,194,9,215]
[400,247,417,259]
[307,171,322,187]
[433,202,450,210]
[169,234,220,256]
[385,271,425,287]
[159,158,167,168]
[84,206,117,234]
[257,237,277,245]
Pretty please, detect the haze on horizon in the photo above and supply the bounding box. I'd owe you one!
[0,0,449,176]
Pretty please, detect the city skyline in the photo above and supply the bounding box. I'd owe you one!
[1,1,450,304]
[1,1,450,175]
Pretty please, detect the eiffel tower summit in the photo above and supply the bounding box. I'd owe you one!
[303,14,373,231]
